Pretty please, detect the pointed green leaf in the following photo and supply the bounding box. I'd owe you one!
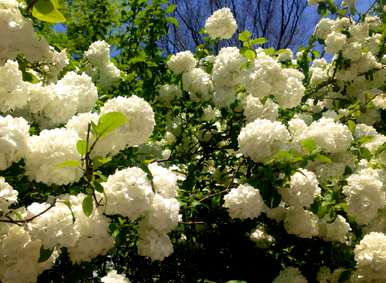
[32,0,66,23]
[250,37,267,45]
[315,153,332,163]
[82,195,93,217]
[300,138,317,154]
[93,112,128,139]
[166,17,179,27]
[93,156,112,169]
[238,31,251,42]
[240,47,256,60]
[347,120,356,134]
[76,140,87,156]
[55,160,81,168]
[166,4,176,13]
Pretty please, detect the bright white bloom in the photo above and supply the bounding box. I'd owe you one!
[0,60,28,112]
[273,266,307,283]
[318,215,351,243]
[201,105,221,121]
[325,32,347,54]
[65,112,100,140]
[157,84,182,104]
[137,227,173,261]
[85,40,121,89]
[65,193,114,264]
[148,163,178,198]
[204,8,237,40]
[243,95,279,123]
[27,201,78,249]
[102,167,154,219]
[101,270,130,283]
[343,169,385,225]
[212,47,246,89]
[275,68,305,109]
[280,169,321,208]
[167,51,197,74]
[141,194,180,233]
[25,128,82,185]
[0,115,29,170]
[98,95,155,156]
[182,68,213,101]
[238,119,290,163]
[223,184,264,219]
[284,207,319,238]
[250,227,274,248]
[315,18,336,40]
[0,177,17,214]
[298,118,353,154]
[342,42,362,61]
[212,87,236,108]
[354,232,386,281]
[277,49,293,62]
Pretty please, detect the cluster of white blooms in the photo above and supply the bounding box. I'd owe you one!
[243,51,305,109]
[25,128,83,185]
[182,68,213,101]
[284,207,319,238]
[0,115,29,170]
[250,227,274,248]
[223,184,264,219]
[318,215,351,243]
[243,95,279,123]
[279,169,321,208]
[97,95,155,156]
[354,232,386,281]
[297,118,353,154]
[85,40,121,89]
[238,119,290,163]
[0,177,17,214]
[273,267,307,283]
[101,270,130,283]
[0,223,57,283]
[204,8,237,40]
[102,167,154,219]
[167,51,197,74]
[157,84,182,104]
[343,168,385,225]
[148,162,178,198]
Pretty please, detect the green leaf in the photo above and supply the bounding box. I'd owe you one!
[55,160,81,169]
[165,4,176,13]
[312,50,321,58]
[32,0,66,23]
[238,30,251,42]
[93,182,104,193]
[263,48,275,56]
[93,156,112,169]
[315,153,332,163]
[63,200,76,223]
[76,140,87,156]
[38,246,54,262]
[240,47,256,60]
[82,195,93,217]
[93,112,128,139]
[347,120,356,134]
[300,138,317,154]
[358,136,374,145]
[166,16,179,27]
[250,37,267,45]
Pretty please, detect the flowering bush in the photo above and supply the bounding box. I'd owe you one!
[0,0,385,282]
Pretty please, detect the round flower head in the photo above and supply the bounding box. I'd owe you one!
[273,266,307,283]
[238,119,290,163]
[167,51,197,74]
[101,270,130,283]
[204,8,237,40]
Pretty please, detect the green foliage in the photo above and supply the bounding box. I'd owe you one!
[82,194,93,217]
[32,0,66,23]
[91,112,127,139]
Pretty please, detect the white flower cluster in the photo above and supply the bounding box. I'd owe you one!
[238,119,290,163]
[343,168,385,225]
[0,115,29,170]
[223,184,264,219]
[157,84,182,104]
[273,266,307,283]
[284,207,319,239]
[101,270,130,283]
[243,95,279,123]
[85,40,121,89]
[204,8,237,40]
[0,177,17,215]
[354,232,386,281]
[279,169,321,209]
[167,51,197,74]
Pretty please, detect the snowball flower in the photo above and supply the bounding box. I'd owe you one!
[0,177,17,214]
[318,215,351,243]
[0,115,29,170]
[25,128,82,185]
[167,51,197,74]
[273,267,307,283]
[284,207,319,238]
[354,232,386,281]
[102,167,154,220]
[148,163,178,198]
[98,95,155,156]
[325,32,347,54]
[137,226,173,261]
[343,169,385,225]
[298,118,353,154]
[157,84,182,104]
[280,169,321,208]
[204,8,237,39]
[238,119,290,163]
[243,95,279,123]
[182,68,213,101]
[101,270,130,283]
[223,184,264,219]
